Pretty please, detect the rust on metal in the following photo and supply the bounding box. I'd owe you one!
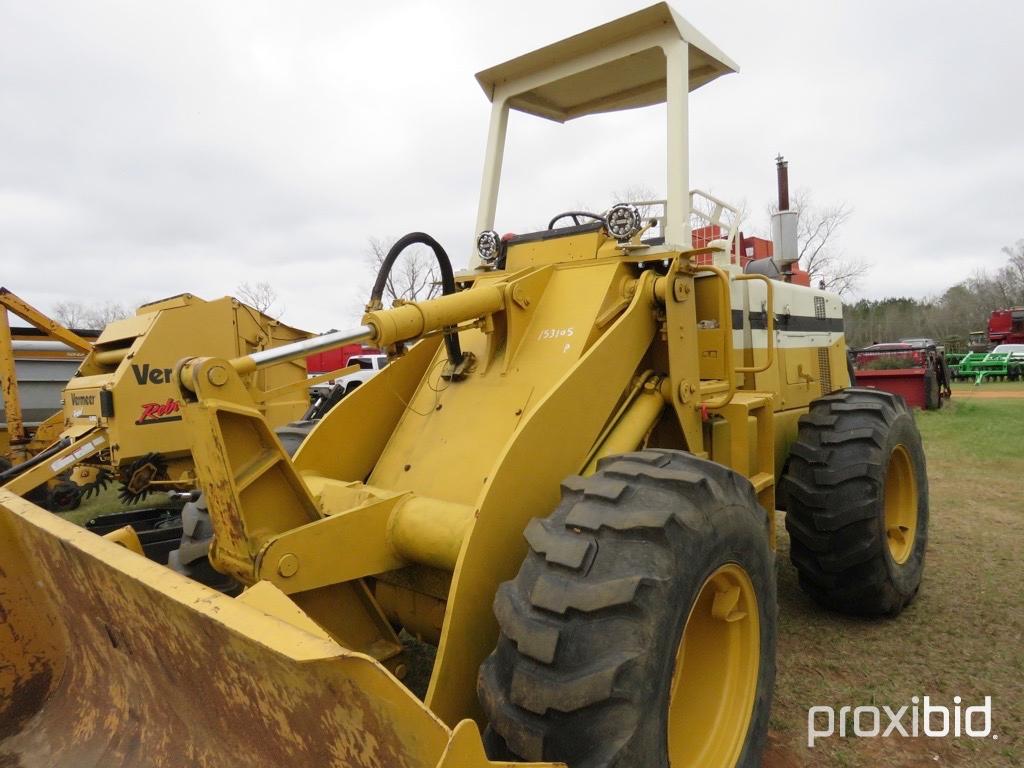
[0,490,469,768]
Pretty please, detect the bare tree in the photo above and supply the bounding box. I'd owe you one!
[998,240,1024,305]
[52,301,90,328]
[236,281,282,318]
[52,300,131,329]
[771,190,868,296]
[363,236,440,308]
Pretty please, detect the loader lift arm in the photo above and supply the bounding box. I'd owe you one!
[176,260,667,726]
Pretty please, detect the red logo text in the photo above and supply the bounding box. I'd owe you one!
[136,398,182,425]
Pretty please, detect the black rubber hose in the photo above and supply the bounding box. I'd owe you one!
[370,232,462,366]
[0,437,71,483]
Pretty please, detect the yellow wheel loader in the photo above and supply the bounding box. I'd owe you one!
[0,5,927,767]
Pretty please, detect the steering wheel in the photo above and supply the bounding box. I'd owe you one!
[547,211,605,230]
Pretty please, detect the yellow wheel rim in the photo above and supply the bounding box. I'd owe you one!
[667,563,760,767]
[884,444,918,564]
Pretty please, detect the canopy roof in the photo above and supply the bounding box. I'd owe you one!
[474,2,738,122]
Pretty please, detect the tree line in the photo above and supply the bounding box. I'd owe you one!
[845,241,1024,349]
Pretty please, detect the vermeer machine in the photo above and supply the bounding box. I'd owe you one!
[0,5,928,767]
[1,293,324,504]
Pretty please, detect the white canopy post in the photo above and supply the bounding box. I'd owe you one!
[474,98,510,241]
[664,39,690,249]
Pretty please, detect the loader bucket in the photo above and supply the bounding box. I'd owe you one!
[0,490,527,768]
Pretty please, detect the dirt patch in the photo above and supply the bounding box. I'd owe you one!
[764,731,804,768]
[950,390,1024,399]
[764,401,1024,767]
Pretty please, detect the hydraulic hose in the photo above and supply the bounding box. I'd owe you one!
[0,437,71,483]
[370,232,463,366]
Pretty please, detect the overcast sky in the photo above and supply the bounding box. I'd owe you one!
[2,1,1021,332]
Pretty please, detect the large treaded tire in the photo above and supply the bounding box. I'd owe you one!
[783,388,928,616]
[478,449,776,768]
[275,420,318,457]
[166,494,241,595]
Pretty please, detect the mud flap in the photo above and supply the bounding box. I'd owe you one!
[0,490,553,768]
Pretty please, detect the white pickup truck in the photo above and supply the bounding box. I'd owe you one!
[310,353,389,398]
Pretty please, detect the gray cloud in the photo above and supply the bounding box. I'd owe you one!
[2,0,1021,332]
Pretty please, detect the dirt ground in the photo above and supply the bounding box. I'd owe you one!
[763,394,1024,767]
[953,389,1024,399]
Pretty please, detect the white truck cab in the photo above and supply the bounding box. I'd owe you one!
[310,353,388,398]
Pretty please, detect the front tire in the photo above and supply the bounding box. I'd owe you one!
[478,449,776,768]
[783,388,928,616]
[166,494,240,595]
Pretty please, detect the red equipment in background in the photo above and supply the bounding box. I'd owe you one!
[988,307,1024,345]
[690,227,812,286]
[306,342,380,375]
[852,343,951,410]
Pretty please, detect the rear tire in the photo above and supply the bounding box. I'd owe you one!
[478,449,776,768]
[783,388,928,616]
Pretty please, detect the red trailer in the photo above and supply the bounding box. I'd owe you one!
[853,342,951,410]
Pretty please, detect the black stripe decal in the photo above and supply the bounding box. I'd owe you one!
[730,310,844,333]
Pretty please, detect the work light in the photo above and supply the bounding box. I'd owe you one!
[605,203,643,241]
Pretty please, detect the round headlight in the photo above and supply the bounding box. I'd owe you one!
[605,203,642,241]
[476,229,501,263]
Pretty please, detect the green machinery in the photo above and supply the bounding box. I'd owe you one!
[954,350,1023,383]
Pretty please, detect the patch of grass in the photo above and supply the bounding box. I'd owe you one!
[916,399,1024,462]
[859,356,920,370]
[59,481,177,527]
[768,397,1024,767]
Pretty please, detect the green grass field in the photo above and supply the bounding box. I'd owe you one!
[59,480,178,527]
[768,395,1024,767]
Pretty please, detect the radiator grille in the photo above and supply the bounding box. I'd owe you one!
[818,347,832,393]
[814,296,826,319]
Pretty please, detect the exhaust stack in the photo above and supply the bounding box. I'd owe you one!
[776,154,790,211]
[771,154,799,270]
